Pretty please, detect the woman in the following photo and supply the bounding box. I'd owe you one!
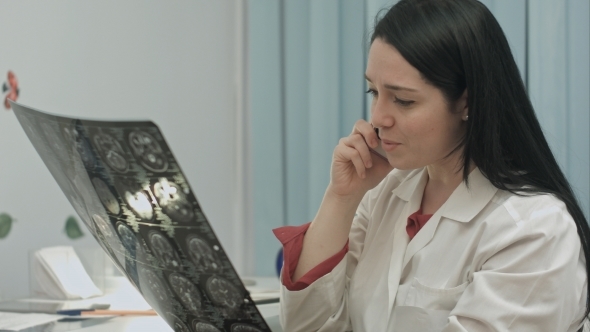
[273,0,590,331]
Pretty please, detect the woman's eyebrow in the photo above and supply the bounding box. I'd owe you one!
[364,74,418,92]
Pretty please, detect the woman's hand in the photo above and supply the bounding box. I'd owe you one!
[293,120,392,281]
[328,120,393,200]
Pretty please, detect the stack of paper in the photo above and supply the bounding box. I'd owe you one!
[31,246,102,300]
[0,312,64,331]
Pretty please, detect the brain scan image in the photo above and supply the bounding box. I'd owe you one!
[92,214,114,238]
[124,189,153,221]
[140,269,170,304]
[128,130,168,172]
[186,235,220,272]
[153,178,194,222]
[167,313,191,332]
[231,324,264,332]
[116,221,140,256]
[11,104,273,332]
[148,231,183,271]
[92,133,129,173]
[92,215,122,251]
[91,177,121,215]
[193,321,222,332]
[205,276,243,310]
[168,273,202,315]
[63,126,97,171]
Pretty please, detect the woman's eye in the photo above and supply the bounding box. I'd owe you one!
[394,98,414,107]
[365,88,378,97]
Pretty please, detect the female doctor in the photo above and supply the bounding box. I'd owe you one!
[273,0,590,331]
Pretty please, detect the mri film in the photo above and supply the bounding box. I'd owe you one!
[167,313,192,332]
[148,231,183,271]
[205,275,243,310]
[135,264,172,314]
[93,214,114,238]
[168,273,202,315]
[91,177,121,215]
[113,178,155,222]
[68,126,98,171]
[128,130,168,172]
[186,235,220,272]
[193,321,223,332]
[12,101,271,332]
[116,221,140,257]
[92,132,129,173]
[153,177,194,223]
[231,324,265,332]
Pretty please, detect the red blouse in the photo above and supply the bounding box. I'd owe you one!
[273,210,433,291]
[406,208,433,239]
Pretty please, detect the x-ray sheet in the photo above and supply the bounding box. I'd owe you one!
[11,101,271,332]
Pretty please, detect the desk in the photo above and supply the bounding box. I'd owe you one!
[62,303,281,332]
[2,277,282,332]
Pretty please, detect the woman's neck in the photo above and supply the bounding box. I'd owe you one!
[421,154,474,215]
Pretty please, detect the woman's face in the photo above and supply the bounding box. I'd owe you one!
[365,38,468,171]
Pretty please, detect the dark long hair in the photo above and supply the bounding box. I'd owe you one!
[372,0,590,322]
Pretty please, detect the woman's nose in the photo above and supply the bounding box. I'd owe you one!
[370,99,394,128]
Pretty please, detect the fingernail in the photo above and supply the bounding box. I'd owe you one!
[367,161,372,168]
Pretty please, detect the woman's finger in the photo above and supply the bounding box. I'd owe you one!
[339,134,373,169]
[335,144,368,179]
[351,119,380,149]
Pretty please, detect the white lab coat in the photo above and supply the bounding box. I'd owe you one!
[279,167,587,332]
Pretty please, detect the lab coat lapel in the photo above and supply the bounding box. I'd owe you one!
[401,168,498,270]
[387,169,428,315]
[401,212,442,270]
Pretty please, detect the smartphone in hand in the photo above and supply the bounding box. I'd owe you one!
[370,127,388,161]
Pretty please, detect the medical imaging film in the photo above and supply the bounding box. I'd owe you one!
[11,102,271,332]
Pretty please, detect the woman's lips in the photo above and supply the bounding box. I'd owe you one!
[380,139,401,151]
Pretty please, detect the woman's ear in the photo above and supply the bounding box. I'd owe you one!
[458,89,468,121]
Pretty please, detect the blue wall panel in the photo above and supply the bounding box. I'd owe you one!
[529,0,590,219]
[248,0,285,275]
[285,0,311,227]
[567,0,590,218]
[307,1,341,218]
[479,0,527,81]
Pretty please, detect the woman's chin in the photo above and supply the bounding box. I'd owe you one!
[387,160,420,171]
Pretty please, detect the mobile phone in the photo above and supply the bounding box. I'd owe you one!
[370,127,388,160]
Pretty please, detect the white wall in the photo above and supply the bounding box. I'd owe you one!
[0,0,251,299]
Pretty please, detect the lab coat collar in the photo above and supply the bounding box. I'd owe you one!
[391,167,498,223]
[391,168,427,202]
[439,167,498,223]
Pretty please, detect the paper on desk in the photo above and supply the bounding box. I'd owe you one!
[32,246,102,300]
[249,290,280,303]
[0,312,64,331]
[244,278,280,304]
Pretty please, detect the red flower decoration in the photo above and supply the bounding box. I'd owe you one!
[3,71,19,110]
